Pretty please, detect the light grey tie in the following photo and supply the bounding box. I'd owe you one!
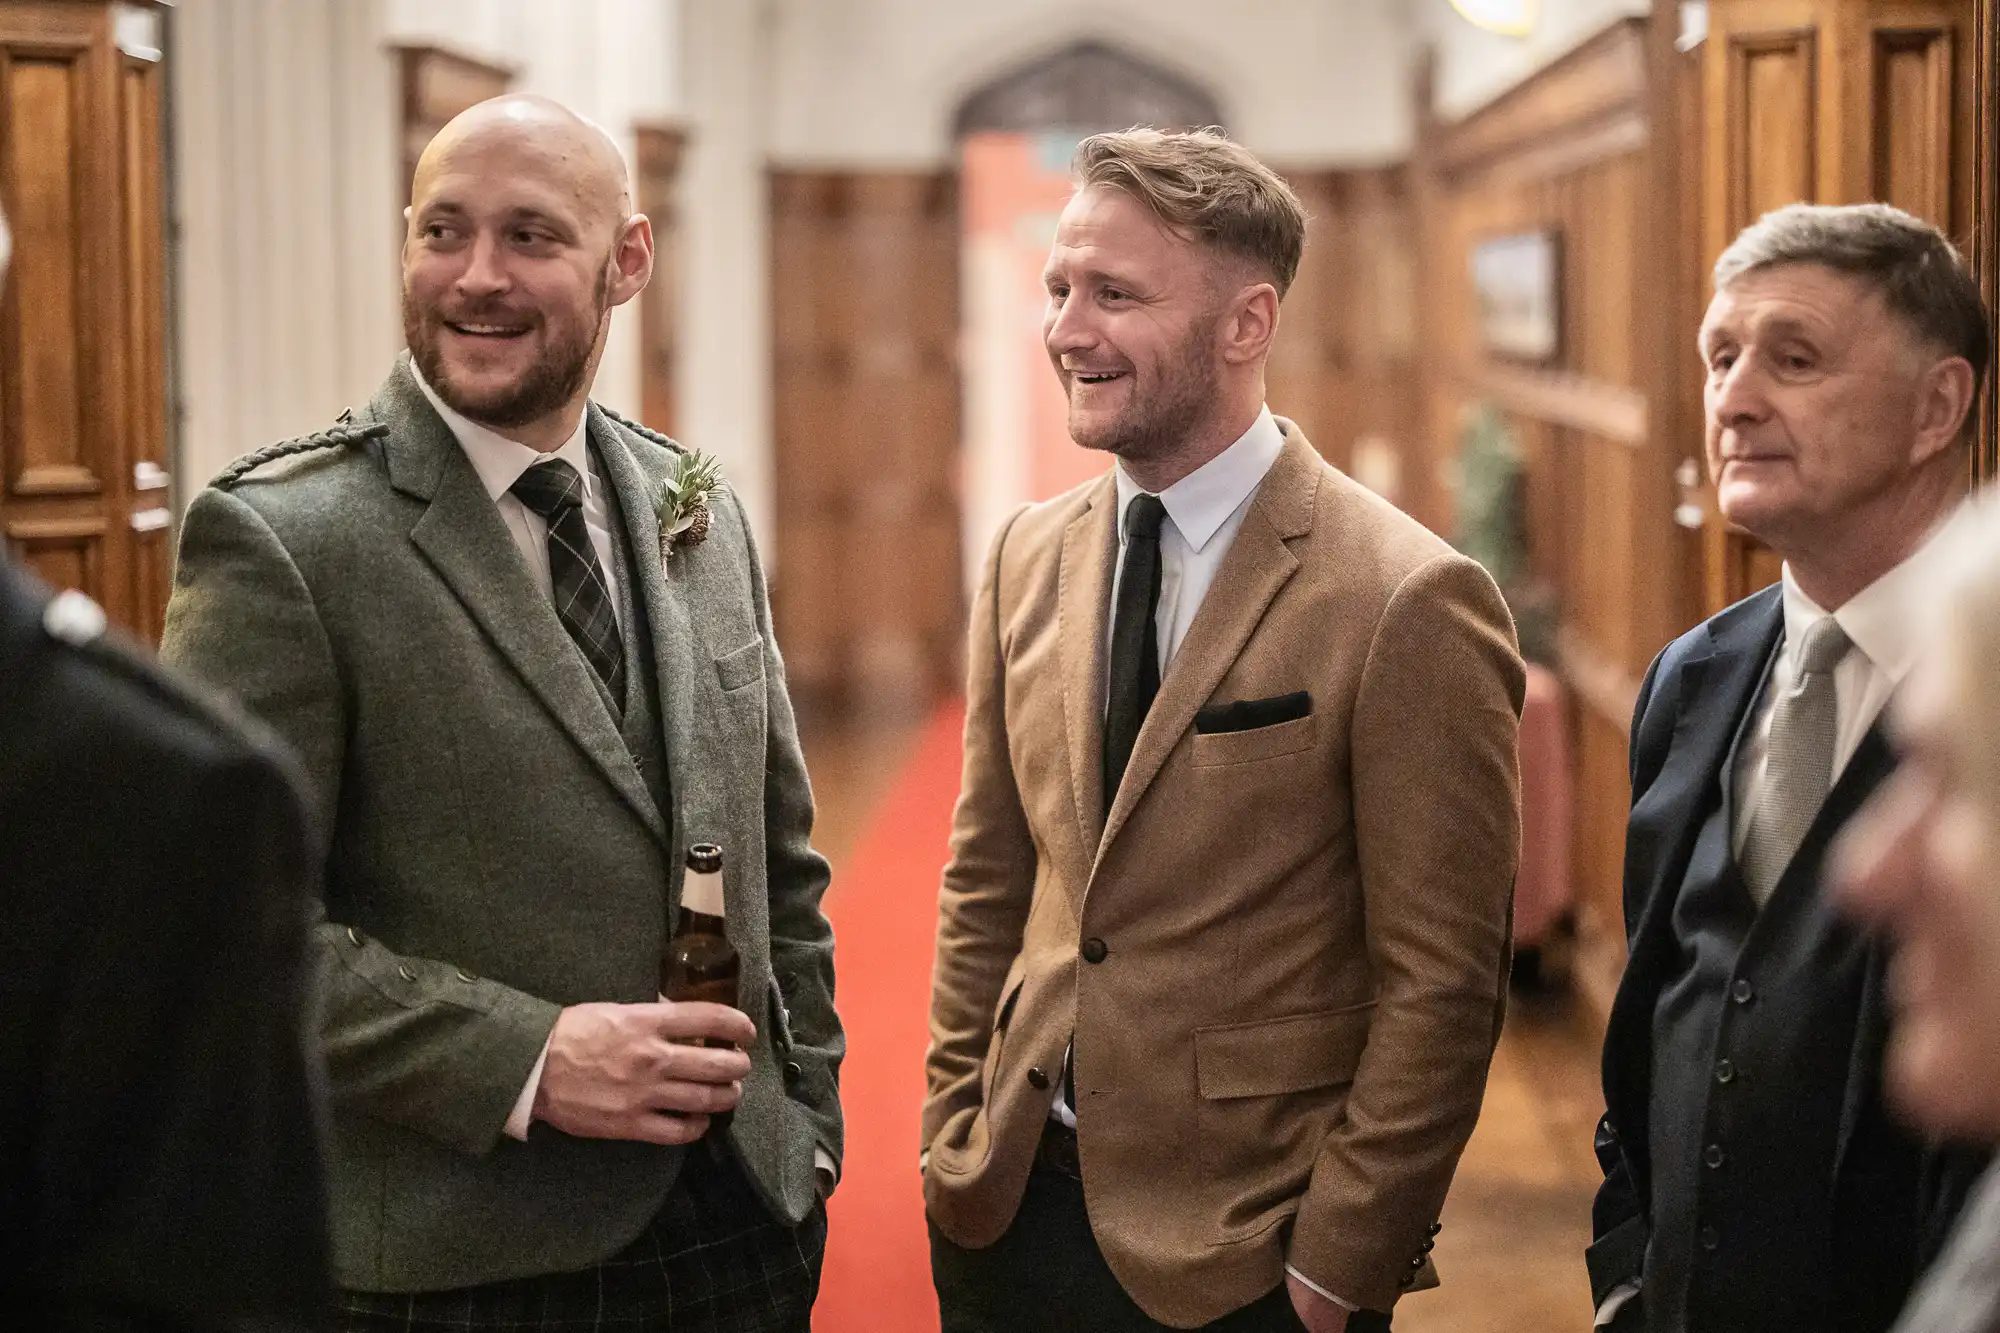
[1740,616,1852,904]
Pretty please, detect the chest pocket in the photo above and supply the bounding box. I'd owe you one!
[715,639,764,693]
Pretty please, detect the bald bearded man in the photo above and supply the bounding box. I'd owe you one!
[161,95,842,1331]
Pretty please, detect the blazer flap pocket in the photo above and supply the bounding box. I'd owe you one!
[1194,1002,1376,1100]
[715,638,765,693]
[1194,690,1311,734]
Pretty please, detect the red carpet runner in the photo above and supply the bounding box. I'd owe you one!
[814,702,965,1333]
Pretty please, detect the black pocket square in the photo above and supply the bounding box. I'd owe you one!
[1193,690,1312,735]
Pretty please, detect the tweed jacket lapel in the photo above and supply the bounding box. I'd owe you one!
[585,405,697,860]
[1093,426,1315,874]
[369,360,666,844]
[1056,472,1119,865]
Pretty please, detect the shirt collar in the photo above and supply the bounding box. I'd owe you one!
[411,361,594,503]
[1779,499,1978,686]
[1113,407,1285,550]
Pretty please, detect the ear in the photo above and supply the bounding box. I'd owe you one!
[1219,281,1280,367]
[1910,353,1977,465]
[606,213,656,308]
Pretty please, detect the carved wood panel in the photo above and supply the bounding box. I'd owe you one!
[0,1,170,642]
[770,170,961,716]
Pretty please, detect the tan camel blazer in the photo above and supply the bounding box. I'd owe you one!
[922,424,1525,1324]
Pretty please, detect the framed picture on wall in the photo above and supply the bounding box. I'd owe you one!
[1472,229,1562,363]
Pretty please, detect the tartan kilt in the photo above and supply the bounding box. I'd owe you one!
[331,1144,826,1332]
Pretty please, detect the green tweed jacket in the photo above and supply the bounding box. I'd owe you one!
[160,358,842,1293]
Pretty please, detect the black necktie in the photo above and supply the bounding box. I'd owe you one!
[1103,493,1166,816]
[510,459,627,712]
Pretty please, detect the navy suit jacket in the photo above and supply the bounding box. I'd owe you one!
[1589,586,1984,1328]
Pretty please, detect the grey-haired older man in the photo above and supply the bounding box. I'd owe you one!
[1589,202,1992,1333]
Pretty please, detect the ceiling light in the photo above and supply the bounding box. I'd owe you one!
[1450,0,1538,37]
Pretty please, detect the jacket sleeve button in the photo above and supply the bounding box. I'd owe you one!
[1081,938,1109,964]
[784,1060,805,1082]
[1027,1066,1051,1090]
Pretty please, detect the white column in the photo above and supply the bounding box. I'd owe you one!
[172,0,399,492]
[678,0,774,548]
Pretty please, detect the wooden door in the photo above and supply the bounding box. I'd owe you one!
[0,0,171,642]
[769,170,961,717]
[635,123,686,436]
[1699,0,1980,611]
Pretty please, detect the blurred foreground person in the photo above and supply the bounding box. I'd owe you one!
[1832,494,2000,1333]
[162,95,840,1330]
[923,127,1525,1333]
[0,202,331,1322]
[1591,203,1990,1333]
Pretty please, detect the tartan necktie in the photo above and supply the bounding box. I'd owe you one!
[1739,615,1852,905]
[1103,493,1167,817]
[510,458,627,712]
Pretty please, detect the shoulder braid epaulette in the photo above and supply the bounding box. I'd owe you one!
[209,420,390,491]
[598,405,686,456]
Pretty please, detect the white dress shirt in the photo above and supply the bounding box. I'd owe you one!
[1729,500,1977,850]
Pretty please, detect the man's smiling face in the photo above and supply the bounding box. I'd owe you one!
[401,118,617,432]
[1040,184,1225,468]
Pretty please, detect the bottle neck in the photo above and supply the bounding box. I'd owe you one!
[676,907,728,935]
[681,866,725,918]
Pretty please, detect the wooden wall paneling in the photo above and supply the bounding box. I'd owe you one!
[394,44,511,225]
[1973,0,1997,482]
[1267,168,1417,483]
[635,123,687,437]
[121,43,168,640]
[769,170,961,717]
[0,1,170,641]
[1415,16,1701,1012]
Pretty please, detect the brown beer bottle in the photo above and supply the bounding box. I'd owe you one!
[662,843,741,1035]
[662,843,740,1139]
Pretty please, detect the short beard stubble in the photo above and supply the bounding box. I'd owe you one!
[1069,316,1223,468]
[405,261,613,430]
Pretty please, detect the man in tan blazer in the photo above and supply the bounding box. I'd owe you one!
[922,129,1525,1333]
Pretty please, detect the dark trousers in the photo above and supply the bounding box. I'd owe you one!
[332,1145,825,1332]
[931,1153,1391,1333]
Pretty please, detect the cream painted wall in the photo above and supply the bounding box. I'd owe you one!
[1424,0,1654,118]
[766,0,1418,168]
[171,0,682,492]
[172,0,401,491]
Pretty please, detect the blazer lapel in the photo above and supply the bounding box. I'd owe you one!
[587,406,696,852]
[1094,433,1315,870]
[1057,475,1118,861]
[373,363,666,844]
[1626,590,1785,953]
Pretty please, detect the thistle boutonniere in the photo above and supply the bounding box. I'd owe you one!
[655,450,724,563]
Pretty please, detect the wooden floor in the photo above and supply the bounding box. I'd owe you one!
[799,707,1606,1332]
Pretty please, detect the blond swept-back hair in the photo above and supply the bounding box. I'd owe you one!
[1072,127,1307,297]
